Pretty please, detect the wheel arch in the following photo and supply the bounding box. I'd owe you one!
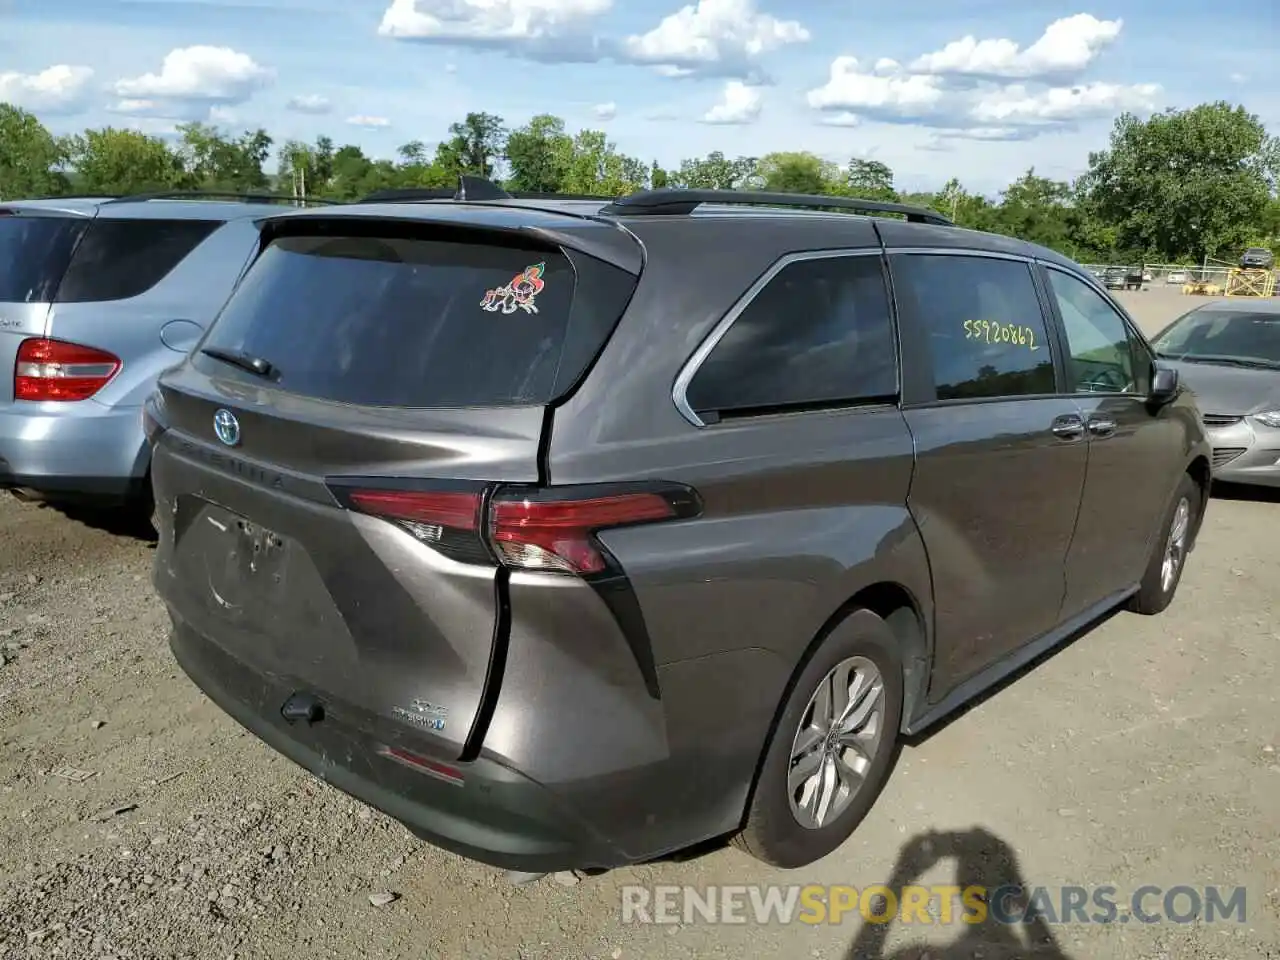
[736,579,929,829]
[1186,454,1210,545]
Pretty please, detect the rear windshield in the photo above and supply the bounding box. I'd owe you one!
[0,214,88,303]
[197,232,636,407]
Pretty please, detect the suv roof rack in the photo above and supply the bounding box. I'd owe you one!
[598,188,953,225]
[359,178,619,204]
[103,191,341,206]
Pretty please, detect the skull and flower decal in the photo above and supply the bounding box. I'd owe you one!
[480,262,547,315]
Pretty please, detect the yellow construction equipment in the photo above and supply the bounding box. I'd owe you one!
[1224,267,1276,298]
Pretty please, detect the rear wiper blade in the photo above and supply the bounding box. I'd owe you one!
[200,346,278,379]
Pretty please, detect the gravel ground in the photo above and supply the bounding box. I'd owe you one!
[0,289,1277,960]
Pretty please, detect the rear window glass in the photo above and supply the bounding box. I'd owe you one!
[55,219,221,302]
[0,214,88,303]
[198,233,635,408]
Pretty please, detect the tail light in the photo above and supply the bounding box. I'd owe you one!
[334,482,701,577]
[15,338,121,401]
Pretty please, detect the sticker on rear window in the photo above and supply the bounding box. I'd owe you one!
[480,261,546,315]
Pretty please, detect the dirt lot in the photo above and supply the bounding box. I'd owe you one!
[0,289,1277,960]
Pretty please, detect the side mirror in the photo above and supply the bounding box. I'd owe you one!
[1149,366,1179,405]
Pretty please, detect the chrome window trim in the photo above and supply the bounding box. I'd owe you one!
[671,247,885,428]
[881,246,1034,264]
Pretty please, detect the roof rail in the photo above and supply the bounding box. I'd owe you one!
[360,187,455,202]
[360,185,621,204]
[22,194,122,202]
[103,191,341,206]
[598,188,953,225]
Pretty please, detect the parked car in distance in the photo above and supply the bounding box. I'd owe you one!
[1103,266,1127,289]
[1124,266,1145,290]
[0,192,337,521]
[1240,247,1275,270]
[146,179,1211,876]
[1167,270,1189,284]
[1150,298,1280,487]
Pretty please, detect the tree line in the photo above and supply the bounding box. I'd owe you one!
[2,99,1277,266]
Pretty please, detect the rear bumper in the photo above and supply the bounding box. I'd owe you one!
[166,612,630,873]
[0,401,148,501]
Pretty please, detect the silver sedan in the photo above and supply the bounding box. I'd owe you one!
[1150,298,1280,487]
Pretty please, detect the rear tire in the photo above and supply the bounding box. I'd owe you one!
[734,608,903,869]
[1128,473,1199,615]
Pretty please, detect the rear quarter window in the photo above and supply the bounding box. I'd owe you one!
[196,231,636,408]
[0,214,88,303]
[55,218,222,303]
[684,253,899,420]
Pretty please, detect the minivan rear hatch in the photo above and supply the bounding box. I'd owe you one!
[150,212,641,759]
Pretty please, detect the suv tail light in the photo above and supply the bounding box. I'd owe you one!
[335,482,701,577]
[15,338,121,401]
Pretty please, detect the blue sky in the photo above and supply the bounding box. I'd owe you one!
[1,0,1276,194]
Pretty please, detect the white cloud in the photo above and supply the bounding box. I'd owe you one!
[819,112,862,128]
[287,93,332,114]
[114,46,274,104]
[593,101,617,121]
[1229,72,1246,83]
[701,80,763,124]
[0,65,94,113]
[378,0,610,60]
[872,58,899,74]
[347,114,391,127]
[807,56,946,120]
[108,98,158,115]
[969,81,1161,126]
[621,0,809,81]
[909,14,1122,80]
[208,105,239,125]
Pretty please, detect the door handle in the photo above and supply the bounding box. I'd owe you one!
[1051,414,1085,440]
[1088,417,1117,438]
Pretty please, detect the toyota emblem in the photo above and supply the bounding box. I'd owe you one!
[213,408,241,447]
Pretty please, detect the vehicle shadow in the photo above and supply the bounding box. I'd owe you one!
[845,827,1075,960]
[37,500,157,544]
[1209,480,1280,504]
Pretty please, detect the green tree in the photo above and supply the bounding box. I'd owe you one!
[443,112,507,179]
[504,114,573,192]
[557,129,646,195]
[757,151,842,194]
[0,105,71,199]
[1081,102,1279,262]
[845,158,897,201]
[177,122,273,192]
[671,151,757,190]
[66,127,188,195]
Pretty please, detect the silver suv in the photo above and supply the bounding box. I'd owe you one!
[0,193,334,518]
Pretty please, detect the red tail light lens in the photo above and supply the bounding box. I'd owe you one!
[341,487,490,565]
[337,482,700,576]
[15,338,121,401]
[489,492,676,575]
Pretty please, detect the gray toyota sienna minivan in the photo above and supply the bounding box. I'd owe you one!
[147,180,1211,874]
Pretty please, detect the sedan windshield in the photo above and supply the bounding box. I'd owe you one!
[1151,309,1280,368]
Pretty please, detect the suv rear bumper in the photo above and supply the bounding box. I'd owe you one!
[0,402,148,502]
[166,611,630,873]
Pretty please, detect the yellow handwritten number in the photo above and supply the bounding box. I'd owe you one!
[962,320,1040,351]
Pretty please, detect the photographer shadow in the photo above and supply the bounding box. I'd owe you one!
[846,827,1076,960]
